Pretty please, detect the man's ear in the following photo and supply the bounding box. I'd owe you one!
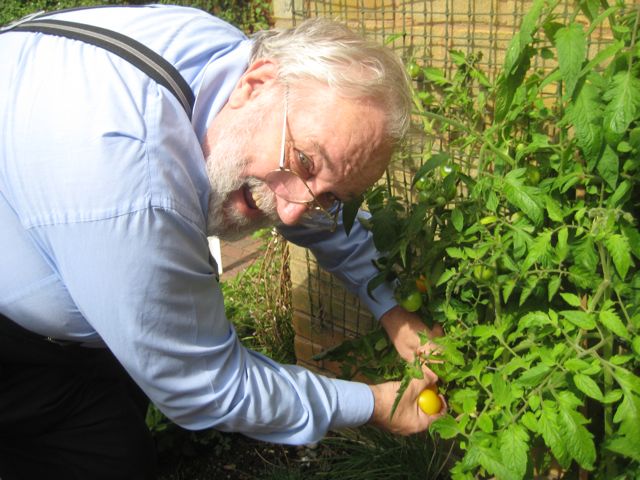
[226,59,278,109]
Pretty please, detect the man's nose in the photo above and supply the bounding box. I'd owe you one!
[276,197,309,225]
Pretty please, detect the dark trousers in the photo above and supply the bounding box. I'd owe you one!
[0,313,157,480]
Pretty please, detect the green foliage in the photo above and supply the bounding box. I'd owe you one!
[0,0,272,33]
[344,2,640,478]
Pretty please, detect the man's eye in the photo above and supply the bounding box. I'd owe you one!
[295,150,313,177]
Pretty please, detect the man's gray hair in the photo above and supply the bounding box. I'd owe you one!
[251,18,412,142]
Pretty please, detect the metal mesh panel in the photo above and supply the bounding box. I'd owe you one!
[288,0,615,374]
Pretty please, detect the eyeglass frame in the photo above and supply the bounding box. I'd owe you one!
[265,86,342,232]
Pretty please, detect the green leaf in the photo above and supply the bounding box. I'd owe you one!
[603,70,640,135]
[430,415,460,439]
[517,363,551,387]
[545,196,565,222]
[473,445,515,480]
[566,81,603,170]
[539,405,571,468]
[499,424,529,480]
[476,412,493,433]
[548,276,561,302]
[504,179,544,226]
[412,152,449,185]
[370,206,401,252]
[573,373,604,401]
[451,208,464,232]
[341,194,363,236]
[492,373,512,408]
[613,366,640,396]
[607,394,640,461]
[560,310,596,330]
[597,144,619,190]
[560,292,582,307]
[436,268,456,286]
[599,309,630,340]
[621,223,640,260]
[522,230,552,271]
[606,180,632,208]
[605,233,632,279]
[555,24,586,98]
[558,405,596,470]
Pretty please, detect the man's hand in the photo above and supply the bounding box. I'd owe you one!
[379,305,443,363]
[368,377,446,435]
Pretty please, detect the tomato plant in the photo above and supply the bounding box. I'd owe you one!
[339,2,640,478]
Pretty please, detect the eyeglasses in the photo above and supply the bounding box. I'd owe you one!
[265,87,342,232]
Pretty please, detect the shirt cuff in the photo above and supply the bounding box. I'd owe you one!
[329,378,374,430]
[359,279,397,320]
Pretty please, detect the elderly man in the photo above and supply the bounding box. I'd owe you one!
[0,4,443,479]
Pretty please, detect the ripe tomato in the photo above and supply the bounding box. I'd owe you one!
[415,275,430,293]
[399,290,423,312]
[418,388,442,415]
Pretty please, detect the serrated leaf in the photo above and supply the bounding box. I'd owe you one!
[597,144,619,190]
[564,357,590,372]
[517,363,551,387]
[560,292,582,307]
[605,233,631,280]
[436,268,456,286]
[558,405,596,469]
[492,373,512,408]
[517,311,552,331]
[573,373,604,401]
[545,196,565,222]
[342,194,363,236]
[599,309,630,340]
[607,180,632,208]
[504,180,544,226]
[621,223,640,260]
[565,82,603,169]
[556,227,569,264]
[451,208,464,232]
[603,71,640,135]
[560,310,596,330]
[555,24,587,98]
[412,152,449,184]
[540,406,572,468]
[500,424,529,480]
[613,366,640,396]
[430,415,460,439]
[370,206,401,252]
[473,445,515,480]
[476,413,494,433]
[548,276,561,301]
[522,230,553,271]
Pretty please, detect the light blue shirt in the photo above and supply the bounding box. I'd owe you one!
[0,4,396,444]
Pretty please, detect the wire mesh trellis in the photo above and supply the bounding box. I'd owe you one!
[287,0,616,375]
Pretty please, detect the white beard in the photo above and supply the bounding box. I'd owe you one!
[204,113,279,241]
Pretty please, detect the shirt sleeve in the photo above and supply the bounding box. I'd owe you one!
[278,210,398,320]
[35,207,374,444]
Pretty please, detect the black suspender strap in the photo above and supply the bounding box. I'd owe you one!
[10,18,195,119]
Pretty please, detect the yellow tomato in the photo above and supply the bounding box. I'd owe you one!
[418,388,442,415]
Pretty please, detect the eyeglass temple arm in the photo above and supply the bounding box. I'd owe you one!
[278,88,288,169]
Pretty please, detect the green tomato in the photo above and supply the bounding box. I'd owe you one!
[417,190,431,203]
[399,290,423,312]
[407,61,421,79]
[473,265,495,282]
[414,175,430,191]
[526,165,541,186]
